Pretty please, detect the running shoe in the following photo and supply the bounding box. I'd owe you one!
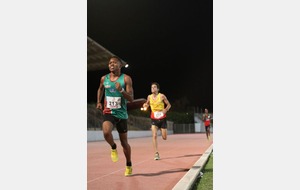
[124,166,132,176]
[154,152,160,160]
[111,149,119,162]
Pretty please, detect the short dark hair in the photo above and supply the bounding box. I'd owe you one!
[110,56,123,64]
[151,82,160,90]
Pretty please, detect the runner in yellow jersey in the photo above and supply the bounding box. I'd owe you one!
[143,82,171,160]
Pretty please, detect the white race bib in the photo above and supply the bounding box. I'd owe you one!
[154,111,164,119]
[106,96,121,109]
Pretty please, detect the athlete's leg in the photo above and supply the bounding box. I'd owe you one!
[160,119,167,140]
[151,125,158,153]
[103,120,119,162]
[102,121,115,146]
[161,128,167,140]
[119,132,131,163]
[205,126,209,140]
[116,119,132,176]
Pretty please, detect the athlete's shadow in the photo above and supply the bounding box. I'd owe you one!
[161,154,203,160]
[130,154,203,176]
[131,168,189,177]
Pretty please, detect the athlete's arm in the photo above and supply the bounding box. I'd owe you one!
[161,94,171,114]
[122,74,134,102]
[143,95,151,108]
[96,76,105,110]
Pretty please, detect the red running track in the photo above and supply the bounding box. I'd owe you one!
[87,133,213,190]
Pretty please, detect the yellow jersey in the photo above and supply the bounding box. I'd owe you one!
[149,93,166,119]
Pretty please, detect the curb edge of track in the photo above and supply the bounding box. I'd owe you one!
[172,143,213,190]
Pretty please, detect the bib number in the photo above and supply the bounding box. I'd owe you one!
[154,111,164,119]
[106,96,121,109]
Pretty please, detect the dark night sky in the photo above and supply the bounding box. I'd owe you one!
[87,0,213,111]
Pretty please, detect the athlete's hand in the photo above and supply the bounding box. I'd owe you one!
[115,82,122,92]
[96,102,102,110]
[143,103,149,108]
[162,109,168,115]
[141,103,148,111]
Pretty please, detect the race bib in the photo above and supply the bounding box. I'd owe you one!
[154,111,164,119]
[206,115,210,121]
[106,96,121,109]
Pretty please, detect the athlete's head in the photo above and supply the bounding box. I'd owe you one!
[108,56,123,71]
[151,82,160,93]
[109,56,122,64]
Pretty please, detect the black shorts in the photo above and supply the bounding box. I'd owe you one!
[205,125,211,132]
[103,114,128,133]
[151,118,167,129]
